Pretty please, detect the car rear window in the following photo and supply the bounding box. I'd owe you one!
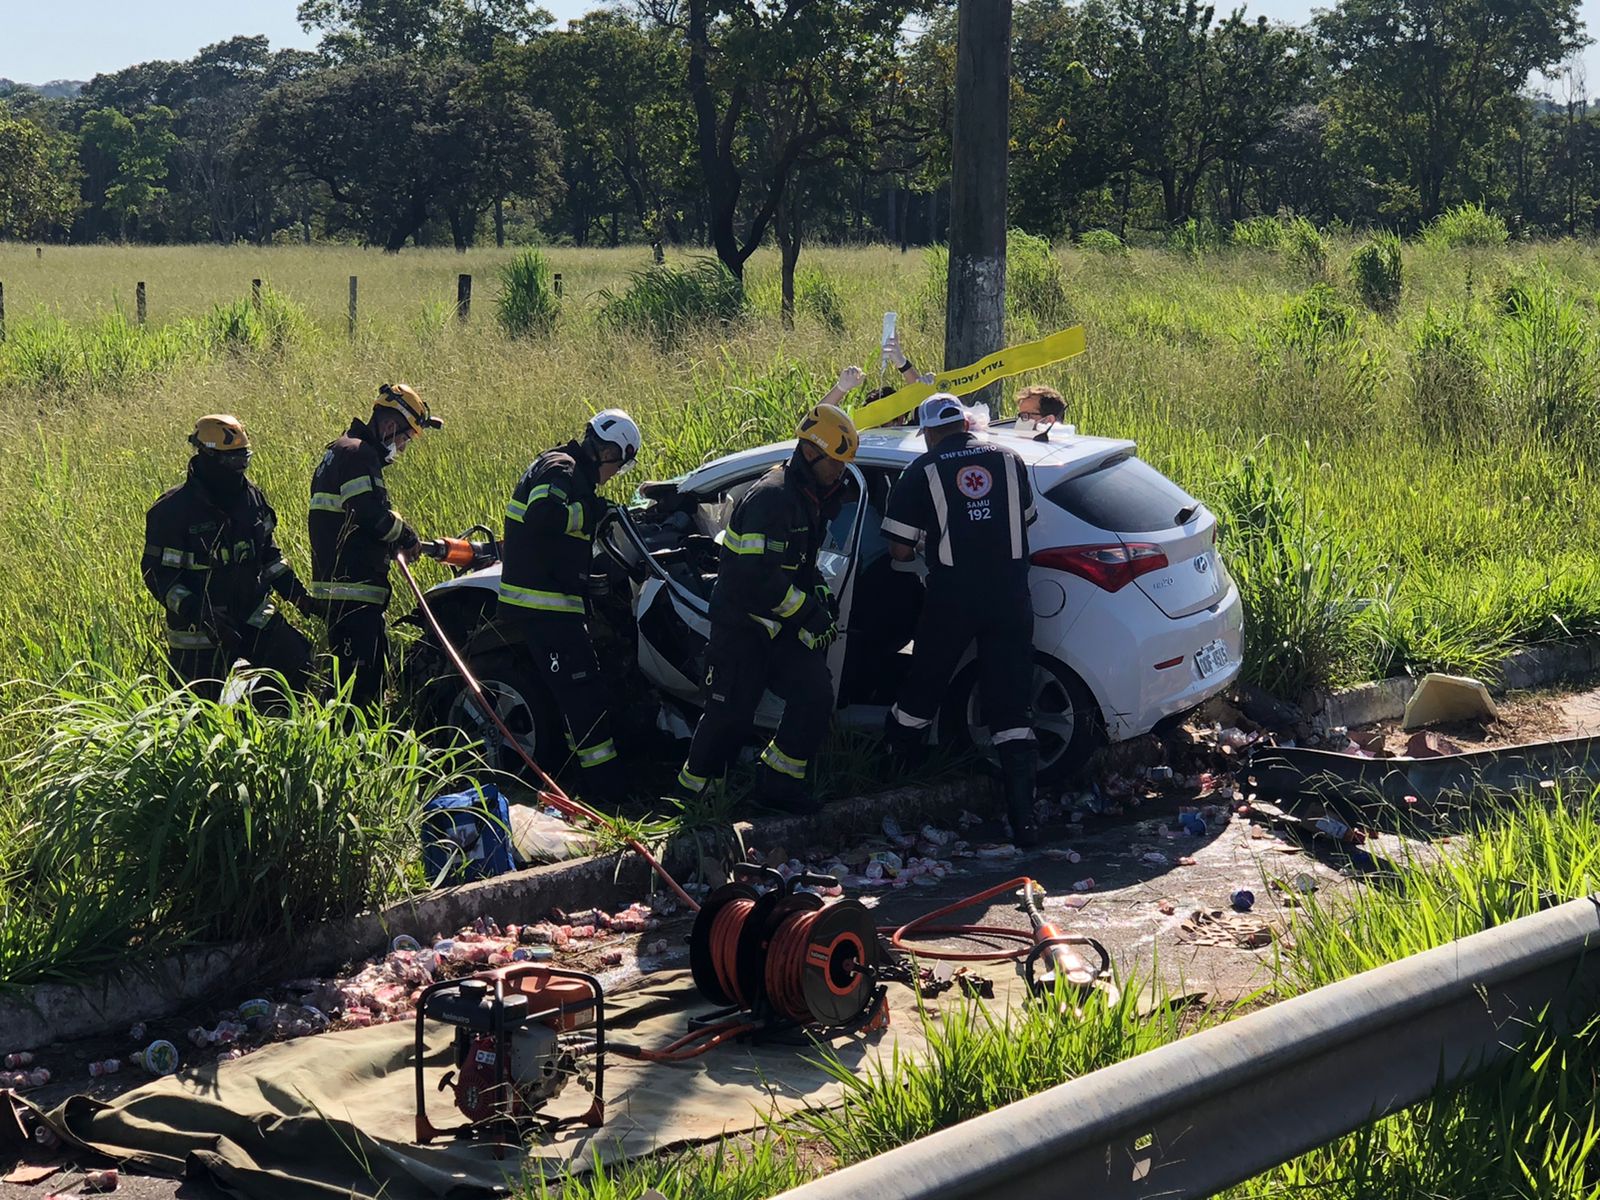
[1044,454,1195,533]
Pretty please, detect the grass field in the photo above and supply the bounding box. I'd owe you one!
[1,232,1597,699]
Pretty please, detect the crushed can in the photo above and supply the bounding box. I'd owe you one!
[1230,888,1256,912]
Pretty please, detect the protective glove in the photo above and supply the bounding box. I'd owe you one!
[796,595,838,652]
[812,581,838,617]
[392,523,422,558]
[834,365,866,393]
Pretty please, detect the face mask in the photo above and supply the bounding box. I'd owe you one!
[383,441,400,464]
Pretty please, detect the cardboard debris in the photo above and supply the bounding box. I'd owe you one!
[1402,673,1498,731]
[1177,909,1273,949]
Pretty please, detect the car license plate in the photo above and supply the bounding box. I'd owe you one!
[1195,639,1229,678]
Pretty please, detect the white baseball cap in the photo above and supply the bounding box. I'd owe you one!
[917,393,966,429]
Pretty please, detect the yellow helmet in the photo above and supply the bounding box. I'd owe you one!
[190,414,251,452]
[797,403,859,463]
[374,383,443,435]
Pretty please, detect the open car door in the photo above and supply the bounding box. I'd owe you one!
[598,464,870,731]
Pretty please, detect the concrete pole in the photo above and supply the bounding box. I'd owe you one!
[944,0,1011,411]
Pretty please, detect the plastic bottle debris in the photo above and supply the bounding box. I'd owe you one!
[1230,888,1256,912]
[1314,816,1366,845]
[390,934,422,954]
[919,824,954,847]
[1178,813,1208,837]
[133,1040,180,1076]
[1142,852,1169,866]
[84,1167,119,1192]
[0,1068,49,1087]
[1072,877,1096,892]
[236,998,272,1028]
[4,1051,34,1069]
[88,1059,122,1078]
[870,850,904,875]
[217,1048,244,1064]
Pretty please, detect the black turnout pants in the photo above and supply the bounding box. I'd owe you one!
[327,602,389,707]
[509,610,621,784]
[172,613,312,701]
[679,620,833,793]
[893,582,1035,741]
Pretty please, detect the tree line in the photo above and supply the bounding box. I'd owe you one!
[0,0,1594,278]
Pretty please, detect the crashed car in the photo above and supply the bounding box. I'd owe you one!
[405,421,1244,783]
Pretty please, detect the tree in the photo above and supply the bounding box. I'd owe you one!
[0,105,82,239]
[636,0,917,282]
[298,0,553,61]
[1317,0,1585,222]
[78,106,177,240]
[242,56,560,250]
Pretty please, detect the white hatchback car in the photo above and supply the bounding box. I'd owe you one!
[417,422,1244,782]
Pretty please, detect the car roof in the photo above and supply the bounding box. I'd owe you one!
[676,425,1138,492]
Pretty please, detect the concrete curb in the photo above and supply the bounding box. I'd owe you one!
[1302,636,1600,734]
[1,776,986,1052]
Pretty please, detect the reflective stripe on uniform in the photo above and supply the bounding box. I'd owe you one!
[165,584,193,614]
[750,614,780,638]
[379,512,406,543]
[1007,456,1025,560]
[677,766,708,794]
[245,595,276,629]
[575,738,619,769]
[925,462,953,567]
[760,742,807,780]
[564,503,588,539]
[309,492,345,513]
[340,476,376,501]
[308,580,390,604]
[151,545,209,571]
[498,583,585,614]
[774,585,806,619]
[529,484,567,503]
[505,498,528,523]
[881,517,920,543]
[889,704,934,731]
[724,530,766,556]
[168,628,215,650]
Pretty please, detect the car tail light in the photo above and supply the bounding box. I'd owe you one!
[1030,543,1170,592]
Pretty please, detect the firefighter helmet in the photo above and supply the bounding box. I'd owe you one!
[796,403,859,463]
[374,383,443,435]
[190,414,251,452]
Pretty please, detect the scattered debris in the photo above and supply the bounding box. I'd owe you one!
[1230,888,1256,913]
[1072,877,1096,892]
[1157,899,1177,916]
[1179,909,1272,949]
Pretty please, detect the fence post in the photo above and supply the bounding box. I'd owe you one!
[0,281,6,344]
[553,272,563,298]
[252,278,262,308]
[348,276,358,341]
[35,247,41,260]
[457,273,472,323]
[136,281,147,326]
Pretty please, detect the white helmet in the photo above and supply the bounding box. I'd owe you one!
[585,408,642,474]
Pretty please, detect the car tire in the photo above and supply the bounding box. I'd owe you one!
[433,648,564,781]
[938,654,1103,784]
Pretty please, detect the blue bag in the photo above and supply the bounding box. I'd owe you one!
[422,784,514,885]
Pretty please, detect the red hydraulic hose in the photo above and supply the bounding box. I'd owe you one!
[395,554,701,913]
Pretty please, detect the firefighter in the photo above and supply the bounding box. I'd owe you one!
[675,403,861,813]
[308,383,441,706]
[500,409,642,798]
[881,394,1043,844]
[142,415,315,698]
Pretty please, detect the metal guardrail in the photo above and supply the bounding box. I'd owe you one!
[773,895,1600,1200]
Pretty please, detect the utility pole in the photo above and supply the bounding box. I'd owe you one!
[944,0,1011,411]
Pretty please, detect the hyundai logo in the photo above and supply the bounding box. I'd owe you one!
[1193,554,1210,574]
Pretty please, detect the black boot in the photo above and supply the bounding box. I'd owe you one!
[997,739,1040,847]
[882,711,929,771]
[750,764,819,815]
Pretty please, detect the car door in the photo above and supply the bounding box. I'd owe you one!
[625,464,869,726]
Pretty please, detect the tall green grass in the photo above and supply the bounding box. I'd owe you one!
[495,247,561,338]
[0,669,472,986]
[598,258,747,344]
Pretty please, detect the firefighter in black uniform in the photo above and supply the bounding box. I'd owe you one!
[500,409,642,798]
[308,383,441,706]
[675,403,861,812]
[142,414,316,698]
[881,394,1042,844]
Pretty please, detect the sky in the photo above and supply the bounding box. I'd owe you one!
[4,0,1598,89]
